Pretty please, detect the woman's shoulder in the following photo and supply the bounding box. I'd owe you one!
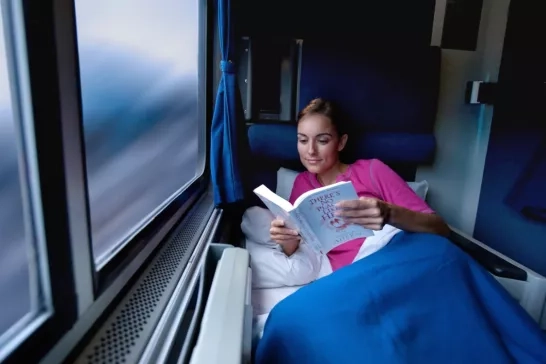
[349,158,385,172]
[352,158,392,170]
[348,159,394,188]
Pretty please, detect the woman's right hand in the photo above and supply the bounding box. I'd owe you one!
[270,218,301,256]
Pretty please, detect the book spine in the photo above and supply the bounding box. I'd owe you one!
[292,210,323,254]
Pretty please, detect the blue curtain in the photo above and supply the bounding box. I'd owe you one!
[210,0,246,206]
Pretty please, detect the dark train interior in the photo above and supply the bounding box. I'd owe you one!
[0,0,544,363]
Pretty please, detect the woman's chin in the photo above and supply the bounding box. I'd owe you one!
[304,163,324,174]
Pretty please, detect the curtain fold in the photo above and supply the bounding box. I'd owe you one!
[210,0,246,206]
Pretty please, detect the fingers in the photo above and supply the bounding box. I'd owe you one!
[343,217,384,230]
[272,235,301,243]
[270,226,299,236]
[336,197,378,210]
[270,219,300,243]
[335,198,386,220]
[271,219,297,233]
[336,206,382,218]
[334,198,386,231]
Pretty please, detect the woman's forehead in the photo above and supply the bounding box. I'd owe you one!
[297,114,335,135]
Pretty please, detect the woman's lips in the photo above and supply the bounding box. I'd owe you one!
[306,159,321,165]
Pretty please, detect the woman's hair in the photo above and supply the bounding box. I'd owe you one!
[297,98,348,137]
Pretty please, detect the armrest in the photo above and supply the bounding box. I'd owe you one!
[449,227,546,328]
[448,227,527,281]
[190,247,251,364]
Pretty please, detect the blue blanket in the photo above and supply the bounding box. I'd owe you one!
[255,232,546,364]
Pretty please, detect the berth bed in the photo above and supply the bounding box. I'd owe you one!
[189,40,546,364]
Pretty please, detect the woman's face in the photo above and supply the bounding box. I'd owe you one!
[297,114,348,175]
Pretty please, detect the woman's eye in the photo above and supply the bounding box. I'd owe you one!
[298,139,308,144]
[318,139,330,144]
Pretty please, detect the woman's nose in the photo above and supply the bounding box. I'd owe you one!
[308,142,317,154]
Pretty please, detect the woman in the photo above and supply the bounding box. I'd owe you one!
[257,99,546,364]
[270,98,450,270]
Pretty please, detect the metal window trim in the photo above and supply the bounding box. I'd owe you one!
[51,0,95,313]
[137,208,223,364]
[196,0,209,179]
[71,192,217,364]
[39,180,209,364]
[0,0,86,361]
[0,3,54,359]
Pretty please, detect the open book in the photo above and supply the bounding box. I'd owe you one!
[253,181,374,254]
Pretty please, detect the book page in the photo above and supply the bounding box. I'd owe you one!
[294,181,374,252]
[253,184,299,231]
[293,181,352,207]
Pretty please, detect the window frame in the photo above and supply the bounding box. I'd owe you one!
[0,0,80,361]
[1,0,211,361]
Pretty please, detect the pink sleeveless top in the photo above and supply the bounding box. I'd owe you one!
[289,159,434,271]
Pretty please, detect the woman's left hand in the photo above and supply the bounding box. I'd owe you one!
[335,197,390,230]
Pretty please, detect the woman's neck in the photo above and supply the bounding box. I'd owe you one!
[317,162,348,186]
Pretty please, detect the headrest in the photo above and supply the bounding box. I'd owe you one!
[245,123,435,206]
[248,124,435,165]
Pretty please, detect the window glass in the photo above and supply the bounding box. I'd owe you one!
[0,4,32,336]
[74,0,201,264]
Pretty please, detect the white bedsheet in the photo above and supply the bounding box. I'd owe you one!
[251,286,304,342]
[242,207,326,289]
[252,285,304,315]
[242,206,402,331]
[253,313,269,343]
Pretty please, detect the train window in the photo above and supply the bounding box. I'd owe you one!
[74,0,201,265]
[0,2,49,349]
[0,2,30,339]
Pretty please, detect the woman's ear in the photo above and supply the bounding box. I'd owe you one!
[338,134,348,152]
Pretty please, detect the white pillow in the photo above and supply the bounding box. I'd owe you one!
[276,167,299,201]
[276,167,429,201]
[407,180,429,200]
[241,206,276,246]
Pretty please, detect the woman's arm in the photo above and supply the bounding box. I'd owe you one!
[337,197,451,236]
[385,201,451,236]
[337,159,451,237]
